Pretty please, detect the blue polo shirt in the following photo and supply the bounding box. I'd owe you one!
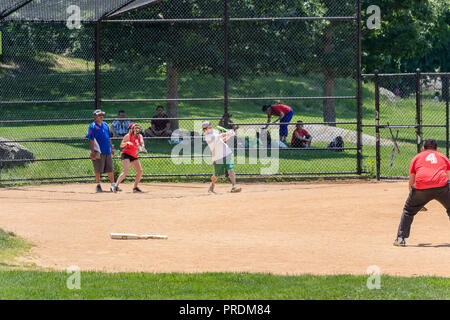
[87,121,112,155]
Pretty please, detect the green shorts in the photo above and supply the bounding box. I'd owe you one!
[213,156,234,177]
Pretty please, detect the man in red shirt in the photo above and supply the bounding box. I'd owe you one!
[394,138,450,246]
[262,103,294,143]
[291,120,312,148]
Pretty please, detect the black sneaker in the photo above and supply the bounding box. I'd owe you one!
[115,186,122,192]
[133,187,143,193]
[96,184,103,193]
[393,237,406,247]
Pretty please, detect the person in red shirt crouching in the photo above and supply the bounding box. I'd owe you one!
[291,120,312,148]
[394,138,450,247]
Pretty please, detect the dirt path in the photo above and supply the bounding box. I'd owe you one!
[0,181,449,276]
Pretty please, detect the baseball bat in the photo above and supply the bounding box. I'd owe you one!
[389,130,399,167]
[217,125,229,132]
[217,127,236,142]
[387,122,400,154]
[110,233,168,240]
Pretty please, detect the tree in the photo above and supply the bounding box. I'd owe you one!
[361,0,448,73]
[274,0,355,124]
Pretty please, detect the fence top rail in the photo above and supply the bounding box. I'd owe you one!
[103,98,224,103]
[0,120,357,127]
[228,96,356,101]
[362,72,450,77]
[362,124,446,128]
[105,16,357,23]
[0,98,223,105]
[0,100,95,105]
[421,72,450,77]
[232,121,357,126]
[102,96,357,103]
[0,117,223,124]
[1,16,357,24]
[362,73,416,77]
[0,96,356,105]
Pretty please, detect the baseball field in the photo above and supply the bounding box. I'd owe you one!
[1,180,449,299]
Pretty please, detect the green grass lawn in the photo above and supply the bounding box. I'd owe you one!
[0,55,447,182]
[0,229,32,268]
[0,270,449,300]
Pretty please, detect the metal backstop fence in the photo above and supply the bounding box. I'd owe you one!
[0,0,366,184]
[362,71,450,180]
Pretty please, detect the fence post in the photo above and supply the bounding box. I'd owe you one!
[356,0,363,175]
[94,21,102,110]
[223,0,230,125]
[415,68,422,153]
[374,70,380,181]
[445,76,449,158]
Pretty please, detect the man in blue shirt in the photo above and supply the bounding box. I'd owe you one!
[110,110,130,137]
[88,109,117,193]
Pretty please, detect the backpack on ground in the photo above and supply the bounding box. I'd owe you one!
[328,136,344,151]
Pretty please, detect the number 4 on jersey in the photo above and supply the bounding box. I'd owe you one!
[425,153,438,164]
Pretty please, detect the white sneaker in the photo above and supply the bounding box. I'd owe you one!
[230,186,242,193]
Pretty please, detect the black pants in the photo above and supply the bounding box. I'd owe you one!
[291,140,307,148]
[397,184,450,238]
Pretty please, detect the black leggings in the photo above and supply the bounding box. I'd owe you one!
[397,184,450,238]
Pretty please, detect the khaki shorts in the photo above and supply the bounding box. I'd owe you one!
[92,154,113,174]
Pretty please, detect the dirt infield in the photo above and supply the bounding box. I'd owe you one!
[0,181,449,277]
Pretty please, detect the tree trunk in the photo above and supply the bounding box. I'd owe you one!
[322,22,336,126]
[323,72,336,125]
[166,63,179,130]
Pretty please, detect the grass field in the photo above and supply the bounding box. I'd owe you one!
[0,229,32,268]
[0,54,447,182]
[1,270,449,300]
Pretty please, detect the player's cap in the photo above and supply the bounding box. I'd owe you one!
[262,104,271,112]
[297,120,303,124]
[93,109,105,116]
[202,121,211,129]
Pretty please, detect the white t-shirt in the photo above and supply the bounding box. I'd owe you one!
[204,130,233,163]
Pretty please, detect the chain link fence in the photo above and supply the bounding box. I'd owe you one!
[362,71,450,180]
[1,0,366,184]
